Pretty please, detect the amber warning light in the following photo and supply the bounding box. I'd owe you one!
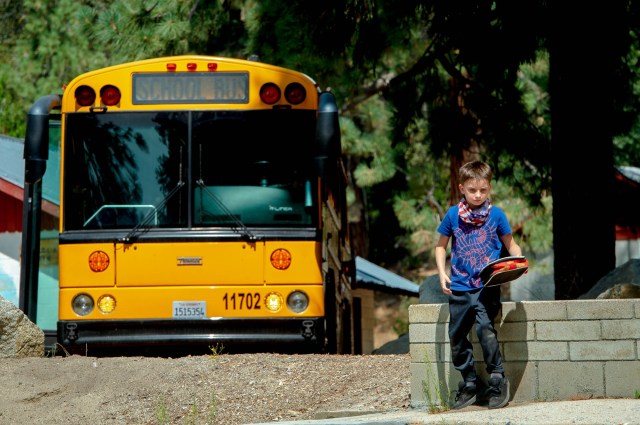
[88,251,110,272]
[270,249,292,270]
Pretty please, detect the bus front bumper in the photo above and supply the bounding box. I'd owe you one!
[57,318,324,352]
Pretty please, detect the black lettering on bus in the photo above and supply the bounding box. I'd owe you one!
[232,78,248,101]
[161,77,172,101]
[213,78,223,100]
[189,78,201,100]
[222,292,261,310]
[136,79,149,101]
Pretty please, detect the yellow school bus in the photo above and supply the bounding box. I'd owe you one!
[24,55,356,354]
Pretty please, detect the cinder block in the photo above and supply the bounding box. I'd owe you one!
[601,319,640,339]
[504,341,569,361]
[410,342,446,363]
[538,361,605,401]
[502,301,568,322]
[570,340,636,361]
[409,323,449,343]
[604,361,640,397]
[567,299,635,320]
[504,361,538,402]
[497,321,535,341]
[408,304,449,323]
[536,320,601,341]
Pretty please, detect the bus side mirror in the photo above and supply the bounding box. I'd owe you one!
[314,91,341,179]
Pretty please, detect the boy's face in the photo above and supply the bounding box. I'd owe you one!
[459,178,491,209]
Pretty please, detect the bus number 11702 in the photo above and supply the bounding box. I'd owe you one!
[223,292,261,310]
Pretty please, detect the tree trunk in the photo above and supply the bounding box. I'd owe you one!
[549,4,623,299]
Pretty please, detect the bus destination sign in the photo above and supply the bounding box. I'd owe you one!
[132,72,249,104]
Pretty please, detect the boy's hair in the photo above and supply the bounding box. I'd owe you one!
[459,161,492,184]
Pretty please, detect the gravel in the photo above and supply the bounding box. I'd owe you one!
[0,352,411,425]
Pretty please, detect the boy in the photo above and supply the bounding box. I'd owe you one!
[435,160,522,410]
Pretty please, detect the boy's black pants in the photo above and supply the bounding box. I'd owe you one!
[448,286,504,384]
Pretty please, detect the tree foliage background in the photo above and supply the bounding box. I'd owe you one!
[1,0,639,298]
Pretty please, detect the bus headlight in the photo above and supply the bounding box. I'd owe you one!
[72,294,94,316]
[287,291,309,313]
[97,295,116,314]
[265,292,284,312]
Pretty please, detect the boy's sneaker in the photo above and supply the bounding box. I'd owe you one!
[452,381,477,410]
[487,373,510,409]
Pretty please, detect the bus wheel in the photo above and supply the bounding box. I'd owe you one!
[323,269,338,354]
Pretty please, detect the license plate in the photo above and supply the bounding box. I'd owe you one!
[172,301,206,319]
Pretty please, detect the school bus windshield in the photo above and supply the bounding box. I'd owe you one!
[63,109,317,230]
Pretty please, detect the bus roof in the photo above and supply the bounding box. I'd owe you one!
[62,55,320,112]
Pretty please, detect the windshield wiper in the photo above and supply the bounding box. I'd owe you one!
[195,179,260,242]
[118,181,185,243]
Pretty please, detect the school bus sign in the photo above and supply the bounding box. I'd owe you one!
[132,72,249,104]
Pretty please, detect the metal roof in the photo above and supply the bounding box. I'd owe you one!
[0,134,60,205]
[355,256,419,296]
[0,135,25,188]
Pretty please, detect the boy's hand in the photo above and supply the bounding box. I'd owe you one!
[439,273,452,295]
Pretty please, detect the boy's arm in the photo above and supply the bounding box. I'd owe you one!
[435,234,452,295]
[501,234,523,257]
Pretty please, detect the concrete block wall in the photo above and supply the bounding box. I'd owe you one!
[408,299,640,407]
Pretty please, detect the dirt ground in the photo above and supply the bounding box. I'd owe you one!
[0,352,412,425]
[0,295,414,425]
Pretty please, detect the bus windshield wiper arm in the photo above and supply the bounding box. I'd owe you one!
[195,179,260,242]
[119,180,185,243]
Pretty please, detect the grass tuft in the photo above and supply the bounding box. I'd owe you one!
[421,351,450,413]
